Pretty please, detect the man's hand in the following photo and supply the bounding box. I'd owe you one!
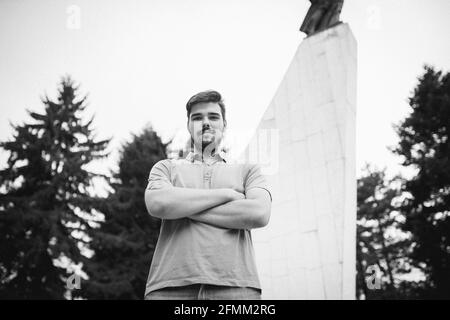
[228,189,246,201]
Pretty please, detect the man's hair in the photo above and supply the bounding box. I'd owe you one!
[186,90,226,122]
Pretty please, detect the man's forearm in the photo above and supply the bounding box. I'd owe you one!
[145,187,239,220]
[188,199,267,230]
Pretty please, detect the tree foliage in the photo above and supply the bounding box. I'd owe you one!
[391,65,450,299]
[356,165,423,299]
[78,126,168,299]
[0,76,110,299]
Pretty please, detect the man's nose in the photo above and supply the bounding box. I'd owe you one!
[202,117,211,127]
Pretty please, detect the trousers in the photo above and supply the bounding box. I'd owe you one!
[144,284,262,300]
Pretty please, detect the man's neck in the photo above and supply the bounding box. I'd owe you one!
[193,145,220,162]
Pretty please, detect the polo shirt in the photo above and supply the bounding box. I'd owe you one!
[144,152,271,296]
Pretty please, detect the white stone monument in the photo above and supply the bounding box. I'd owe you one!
[241,22,357,299]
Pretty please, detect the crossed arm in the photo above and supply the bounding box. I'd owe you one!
[144,187,271,230]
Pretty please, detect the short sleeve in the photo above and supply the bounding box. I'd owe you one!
[244,164,272,202]
[146,160,173,191]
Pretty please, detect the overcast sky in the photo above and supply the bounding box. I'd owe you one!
[1,0,449,188]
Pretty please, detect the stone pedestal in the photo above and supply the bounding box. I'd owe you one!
[242,23,357,299]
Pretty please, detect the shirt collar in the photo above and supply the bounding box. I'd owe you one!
[185,150,227,164]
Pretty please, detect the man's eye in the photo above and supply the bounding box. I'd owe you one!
[192,117,201,121]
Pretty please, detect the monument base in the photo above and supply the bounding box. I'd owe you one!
[243,23,356,299]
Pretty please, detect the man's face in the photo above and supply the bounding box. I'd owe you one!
[187,102,226,155]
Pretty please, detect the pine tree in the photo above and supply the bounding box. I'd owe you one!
[0,76,110,299]
[391,65,450,299]
[356,165,420,299]
[79,126,168,299]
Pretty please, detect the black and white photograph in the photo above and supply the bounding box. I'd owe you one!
[0,0,449,303]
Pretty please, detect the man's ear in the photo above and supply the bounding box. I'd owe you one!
[223,119,227,129]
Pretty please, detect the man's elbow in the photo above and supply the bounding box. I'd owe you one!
[252,207,271,228]
[145,190,166,219]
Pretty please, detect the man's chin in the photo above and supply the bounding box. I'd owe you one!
[200,136,215,144]
[201,141,218,154]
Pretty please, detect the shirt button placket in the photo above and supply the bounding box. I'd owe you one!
[203,164,212,188]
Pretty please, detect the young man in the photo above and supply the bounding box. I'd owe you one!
[144,90,272,300]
